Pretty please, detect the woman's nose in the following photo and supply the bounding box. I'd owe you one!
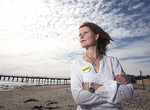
[80,34,84,38]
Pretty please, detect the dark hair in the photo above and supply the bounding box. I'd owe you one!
[79,22,114,55]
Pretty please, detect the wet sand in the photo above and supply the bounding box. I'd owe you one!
[0,84,150,110]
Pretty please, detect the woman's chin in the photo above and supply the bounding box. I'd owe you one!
[81,45,88,48]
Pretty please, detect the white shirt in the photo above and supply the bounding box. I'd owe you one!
[71,55,133,110]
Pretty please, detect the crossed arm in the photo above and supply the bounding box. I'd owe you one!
[83,74,131,92]
[71,58,133,105]
[71,74,133,105]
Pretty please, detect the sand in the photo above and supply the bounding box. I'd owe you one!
[0,84,150,110]
[122,84,150,110]
[0,85,76,110]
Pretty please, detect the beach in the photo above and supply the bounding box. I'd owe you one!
[0,84,150,110]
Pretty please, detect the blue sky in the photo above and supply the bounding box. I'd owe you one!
[0,0,150,77]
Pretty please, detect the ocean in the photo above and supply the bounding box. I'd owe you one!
[0,81,36,91]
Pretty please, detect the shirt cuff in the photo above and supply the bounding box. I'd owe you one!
[94,80,117,103]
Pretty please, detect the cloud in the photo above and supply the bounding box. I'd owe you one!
[0,0,150,77]
[108,36,150,58]
[128,2,144,11]
[107,36,150,75]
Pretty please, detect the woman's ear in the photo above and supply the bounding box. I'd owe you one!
[95,34,99,40]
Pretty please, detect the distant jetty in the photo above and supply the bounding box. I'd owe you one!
[0,74,70,85]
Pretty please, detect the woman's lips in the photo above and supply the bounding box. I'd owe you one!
[81,40,85,42]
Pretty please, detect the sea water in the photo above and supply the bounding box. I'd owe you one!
[0,80,70,91]
[0,81,36,91]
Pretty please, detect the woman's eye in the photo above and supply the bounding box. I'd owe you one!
[79,32,88,37]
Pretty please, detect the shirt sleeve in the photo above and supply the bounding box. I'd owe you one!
[94,57,133,104]
[95,81,133,104]
[109,57,133,104]
[71,61,108,105]
[113,84,133,104]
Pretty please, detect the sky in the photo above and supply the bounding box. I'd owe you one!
[0,0,150,77]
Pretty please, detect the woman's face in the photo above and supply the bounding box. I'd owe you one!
[79,26,98,48]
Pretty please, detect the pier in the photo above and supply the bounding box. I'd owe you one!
[0,74,70,85]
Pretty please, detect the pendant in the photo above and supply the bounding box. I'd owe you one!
[92,63,96,66]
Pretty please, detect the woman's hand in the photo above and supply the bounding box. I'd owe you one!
[83,83,103,92]
[115,74,131,85]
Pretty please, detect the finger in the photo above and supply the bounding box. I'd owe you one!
[127,77,131,82]
[117,74,126,80]
[122,82,128,85]
[115,75,126,84]
[115,75,119,78]
[117,75,122,78]
[126,78,131,84]
[118,76,126,82]
[123,77,131,85]
[118,76,128,84]
[116,78,122,85]
[118,74,126,77]
[120,79,126,84]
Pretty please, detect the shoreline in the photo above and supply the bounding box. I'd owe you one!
[0,81,37,91]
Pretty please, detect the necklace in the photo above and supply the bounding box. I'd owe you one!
[86,54,99,66]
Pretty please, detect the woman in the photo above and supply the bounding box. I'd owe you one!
[71,22,133,110]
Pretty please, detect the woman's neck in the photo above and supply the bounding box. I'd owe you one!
[86,46,99,59]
